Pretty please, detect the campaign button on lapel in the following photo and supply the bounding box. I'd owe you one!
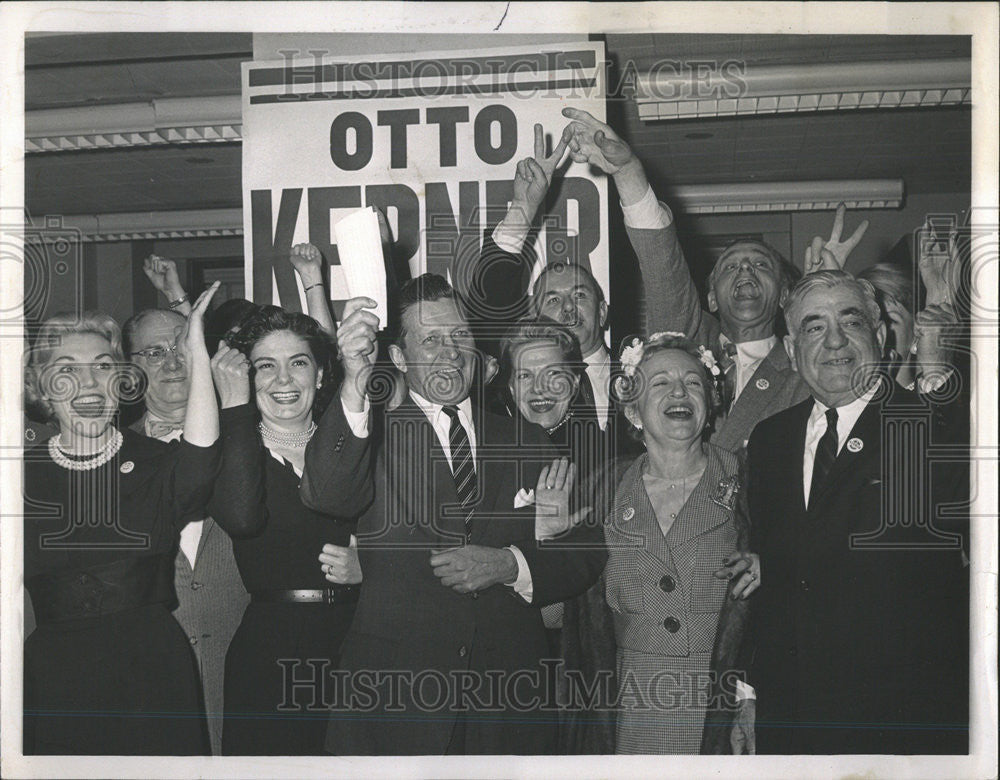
[846,437,864,453]
[623,507,635,522]
[755,378,770,390]
[120,461,134,473]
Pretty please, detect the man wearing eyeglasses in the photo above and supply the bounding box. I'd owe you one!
[123,300,249,756]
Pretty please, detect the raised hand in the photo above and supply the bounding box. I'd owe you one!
[534,457,590,539]
[804,204,869,274]
[177,281,221,364]
[319,536,362,585]
[289,243,324,282]
[918,226,960,307]
[913,302,958,388]
[210,341,251,409]
[561,107,635,175]
[142,254,184,297]
[337,296,380,411]
[511,122,572,218]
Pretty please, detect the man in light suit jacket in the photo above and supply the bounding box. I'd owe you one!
[124,307,249,755]
[732,271,968,754]
[301,275,606,756]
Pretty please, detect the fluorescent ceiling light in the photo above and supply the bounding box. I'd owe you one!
[670,179,905,214]
[636,58,970,121]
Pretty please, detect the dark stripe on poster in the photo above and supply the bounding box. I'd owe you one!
[248,50,597,88]
[250,78,598,105]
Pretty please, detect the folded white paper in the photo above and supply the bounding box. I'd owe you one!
[334,207,388,328]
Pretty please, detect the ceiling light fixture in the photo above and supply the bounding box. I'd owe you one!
[636,58,970,121]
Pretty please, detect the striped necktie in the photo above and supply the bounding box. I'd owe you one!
[809,407,839,509]
[442,405,477,534]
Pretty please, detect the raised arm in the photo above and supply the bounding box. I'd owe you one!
[143,254,192,316]
[168,282,222,521]
[290,242,336,337]
[300,296,379,516]
[207,342,267,538]
[562,107,703,340]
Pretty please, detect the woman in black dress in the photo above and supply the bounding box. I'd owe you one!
[22,284,221,755]
[209,305,359,755]
[496,316,616,754]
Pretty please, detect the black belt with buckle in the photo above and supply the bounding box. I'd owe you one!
[251,586,360,605]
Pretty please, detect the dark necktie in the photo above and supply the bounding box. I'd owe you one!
[719,340,739,412]
[442,405,477,533]
[809,407,839,509]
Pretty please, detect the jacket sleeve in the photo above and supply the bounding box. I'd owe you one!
[627,216,707,342]
[207,403,267,538]
[166,435,221,530]
[300,394,376,518]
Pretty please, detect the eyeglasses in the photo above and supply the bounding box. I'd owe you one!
[131,344,183,365]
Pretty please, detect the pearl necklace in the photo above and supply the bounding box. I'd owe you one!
[48,429,123,471]
[545,410,573,435]
[258,421,317,448]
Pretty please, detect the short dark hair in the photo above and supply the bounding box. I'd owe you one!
[228,305,340,417]
[391,273,461,347]
[206,298,260,354]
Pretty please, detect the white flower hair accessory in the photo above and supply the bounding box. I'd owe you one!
[615,332,722,431]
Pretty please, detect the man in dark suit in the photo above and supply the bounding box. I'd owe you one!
[733,270,968,754]
[123,306,249,755]
[301,274,606,756]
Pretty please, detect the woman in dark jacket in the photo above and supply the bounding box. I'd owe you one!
[208,305,360,755]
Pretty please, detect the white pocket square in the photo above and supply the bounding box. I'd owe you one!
[514,488,535,509]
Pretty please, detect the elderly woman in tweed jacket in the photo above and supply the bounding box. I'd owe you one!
[604,332,757,754]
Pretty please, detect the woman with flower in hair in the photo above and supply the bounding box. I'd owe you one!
[604,332,757,754]
[207,305,360,755]
[22,285,221,755]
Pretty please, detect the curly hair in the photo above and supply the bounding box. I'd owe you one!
[227,305,340,417]
[25,311,126,423]
[496,316,585,419]
[615,332,723,439]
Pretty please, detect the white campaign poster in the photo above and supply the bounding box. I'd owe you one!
[241,42,609,323]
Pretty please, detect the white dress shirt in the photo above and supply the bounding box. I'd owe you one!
[802,384,880,507]
[620,184,674,230]
[719,333,778,402]
[145,414,202,568]
[584,348,612,430]
[340,391,533,600]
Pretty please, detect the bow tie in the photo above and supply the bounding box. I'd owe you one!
[147,419,184,439]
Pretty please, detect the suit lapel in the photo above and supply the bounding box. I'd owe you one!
[786,398,813,514]
[718,342,788,446]
[385,398,464,544]
[809,393,882,513]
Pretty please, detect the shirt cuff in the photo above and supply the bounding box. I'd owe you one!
[341,395,371,438]
[735,680,756,701]
[620,185,673,229]
[492,219,530,255]
[916,369,953,394]
[505,545,533,603]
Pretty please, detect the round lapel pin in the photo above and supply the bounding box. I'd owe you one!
[755,378,770,390]
[623,507,635,522]
[120,461,134,473]
[846,438,864,453]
